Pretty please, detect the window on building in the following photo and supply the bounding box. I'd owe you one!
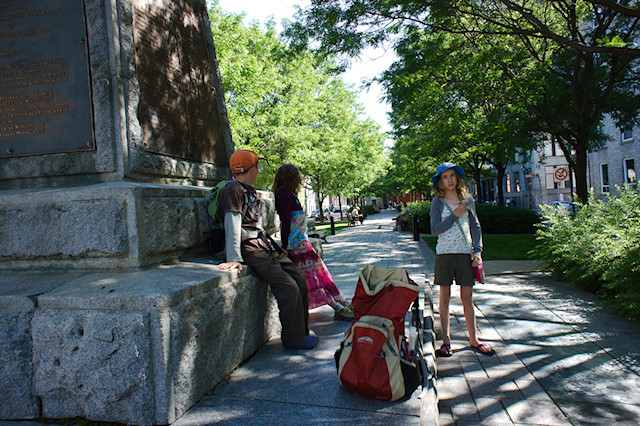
[506,174,511,192]
[601,163,609,193]
[622,129,634,143]
[624,159,636,184]
[515,175,521,192]
[551,139,557,156]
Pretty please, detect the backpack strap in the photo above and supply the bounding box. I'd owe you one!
[224,179,250,223]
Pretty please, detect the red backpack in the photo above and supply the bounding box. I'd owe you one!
[335,265,423,401]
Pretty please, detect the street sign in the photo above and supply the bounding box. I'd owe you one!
[554,167,569,182]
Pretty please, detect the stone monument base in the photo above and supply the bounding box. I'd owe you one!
[0,182,212,270]
[0,257,280,424]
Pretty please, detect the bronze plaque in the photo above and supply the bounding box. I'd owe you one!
[133,0,227,165]
[0,0,95,158]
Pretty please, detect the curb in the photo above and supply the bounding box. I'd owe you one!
[419,279,439,425]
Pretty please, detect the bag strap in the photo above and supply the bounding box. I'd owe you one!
[442,201,473,256]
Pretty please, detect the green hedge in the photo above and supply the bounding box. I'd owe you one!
[475,204,540,234]
[407,200,540,234]
[534,186,640,322]
[361,204,376,216]
[407,201,431,233]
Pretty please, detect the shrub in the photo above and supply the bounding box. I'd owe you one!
[407,201,431,233]
[361,204,376,216]
[534,186,640,322]
[475,204,540,234]
[407,200,539,234]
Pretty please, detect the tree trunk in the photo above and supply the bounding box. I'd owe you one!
[557,135,589,204]
[473,166,483,203]
[495,165,506,206]
[316,192,326,222]
[573,141,589,203]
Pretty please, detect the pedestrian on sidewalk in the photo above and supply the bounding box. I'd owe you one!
[273,164,355,321]
[430,162,494,357]
[218,151,318,350]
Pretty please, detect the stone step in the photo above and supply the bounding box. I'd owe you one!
[0,257,280,424]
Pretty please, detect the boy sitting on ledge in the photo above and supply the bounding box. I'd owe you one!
[217,150,318,350]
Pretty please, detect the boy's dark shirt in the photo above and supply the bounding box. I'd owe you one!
[220,179,268,254]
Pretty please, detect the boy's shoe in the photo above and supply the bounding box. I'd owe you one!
[334,305,355,321]
[284,335,319,350]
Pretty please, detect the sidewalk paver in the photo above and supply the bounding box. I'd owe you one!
[172,208,640,426]
[173,210,432,425]
[435,266,640,425]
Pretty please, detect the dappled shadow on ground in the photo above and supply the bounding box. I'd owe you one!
[180,306,422,425]
[435,272,640,424]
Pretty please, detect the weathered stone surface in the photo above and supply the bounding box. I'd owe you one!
[141,197,202,255]
[0,182,215,269]
[169,274,279,420]
[0,199,128,259]
[0,0,233,271]
[0,304,38,419]
[32,309,155,424]
[259,190,279,235]
[0,271,89,419]
[0,259,282,424]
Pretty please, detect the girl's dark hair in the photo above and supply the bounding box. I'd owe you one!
[273,164,303,194]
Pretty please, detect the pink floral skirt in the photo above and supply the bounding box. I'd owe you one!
[288,240,344,309]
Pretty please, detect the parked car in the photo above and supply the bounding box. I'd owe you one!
[312,209,331,220]
[547,201,572,211]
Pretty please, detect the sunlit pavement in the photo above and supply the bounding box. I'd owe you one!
[434,261,640,424]
[173,209,640,425]
[173,210,431,425]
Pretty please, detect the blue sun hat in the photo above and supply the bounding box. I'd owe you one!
[432,162,465,187]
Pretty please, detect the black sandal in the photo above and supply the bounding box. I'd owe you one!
[437,343,452,357]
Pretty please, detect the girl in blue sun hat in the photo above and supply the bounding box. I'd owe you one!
[430,162,494,357]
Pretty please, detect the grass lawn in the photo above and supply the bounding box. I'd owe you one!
[422,234,541,260]
[315,222,349,234]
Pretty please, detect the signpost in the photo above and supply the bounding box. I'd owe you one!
[554,167,569,182]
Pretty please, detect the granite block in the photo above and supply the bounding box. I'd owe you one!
[0,304,39,419]
[32,309,155,424]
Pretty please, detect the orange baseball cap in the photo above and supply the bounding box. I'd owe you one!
[229,149,264,173]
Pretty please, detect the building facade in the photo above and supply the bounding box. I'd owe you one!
[479,114,639,209]
[588,117,639,196]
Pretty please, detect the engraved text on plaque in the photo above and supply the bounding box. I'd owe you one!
[133,0,227,165]
[0,0,95,158]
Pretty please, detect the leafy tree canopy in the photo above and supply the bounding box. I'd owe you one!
[209,4,388,205]
[286,0,640,202]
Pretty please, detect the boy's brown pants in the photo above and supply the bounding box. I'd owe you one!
[242,249,309,347]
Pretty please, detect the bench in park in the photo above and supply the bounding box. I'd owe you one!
[307,219,328,242]
[346,212,359,226]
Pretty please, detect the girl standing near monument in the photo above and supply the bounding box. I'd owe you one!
[273,164,354,321]
[430,162,494,357]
